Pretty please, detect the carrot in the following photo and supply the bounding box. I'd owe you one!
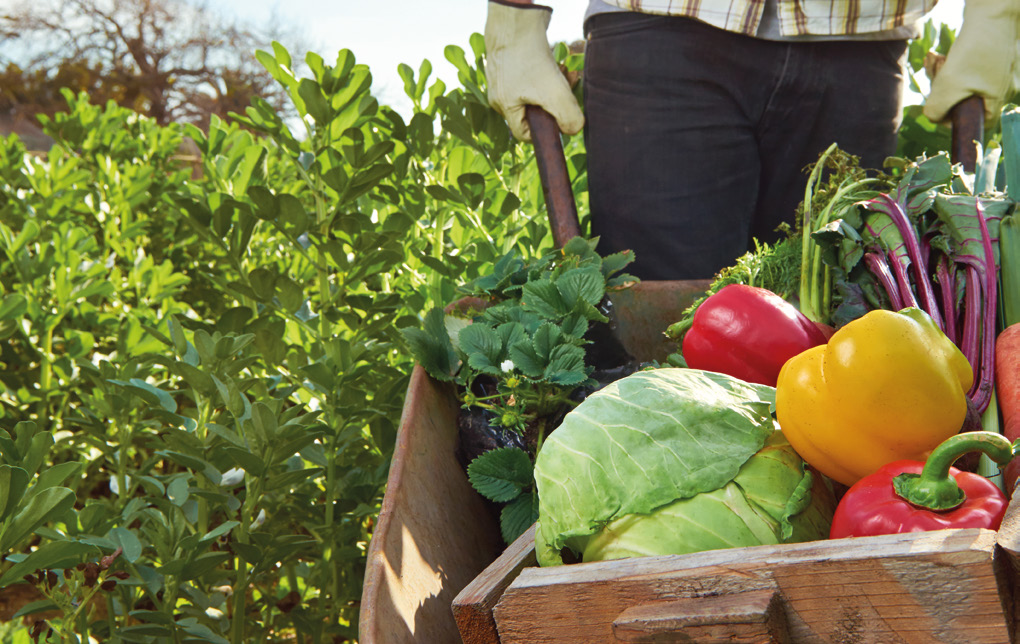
[995,323,1020,496]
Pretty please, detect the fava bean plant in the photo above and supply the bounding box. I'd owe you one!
[0,36,586,642]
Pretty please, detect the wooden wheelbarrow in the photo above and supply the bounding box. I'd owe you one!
[360,98,993,643]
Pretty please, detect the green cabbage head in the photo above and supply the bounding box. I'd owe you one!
[533,368,835,566]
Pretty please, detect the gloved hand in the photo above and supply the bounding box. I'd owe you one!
[484,0,585,141]
[924,0,1020,124]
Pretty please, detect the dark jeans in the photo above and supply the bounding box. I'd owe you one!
[583,13,907,280]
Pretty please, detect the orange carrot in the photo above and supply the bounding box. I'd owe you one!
[995,323,1020,496]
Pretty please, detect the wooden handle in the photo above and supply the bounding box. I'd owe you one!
[611,590,791,643]
[526,105,582,249]
[951,96,985,174]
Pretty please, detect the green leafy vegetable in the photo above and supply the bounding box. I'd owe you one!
[533,368,833,566]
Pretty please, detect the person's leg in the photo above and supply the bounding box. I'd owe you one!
[751,39,907,246]
[583,15,783,280]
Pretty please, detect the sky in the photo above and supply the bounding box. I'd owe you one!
[214,0,965,116]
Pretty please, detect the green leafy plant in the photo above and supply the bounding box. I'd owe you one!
[405,236,636,434]
[403,237,637,542]
[0,32,587,641]
[467,447,537,544]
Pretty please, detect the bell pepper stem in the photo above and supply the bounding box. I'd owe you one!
[892,431,1015,511]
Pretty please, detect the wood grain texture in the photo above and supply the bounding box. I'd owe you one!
[359,366,505,644]
[612,589,790,643]
[452,524,538,644]
[492,529,1013,644]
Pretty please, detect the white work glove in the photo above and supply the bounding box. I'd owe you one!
[484,0,585,141]
[924,0,1020,124]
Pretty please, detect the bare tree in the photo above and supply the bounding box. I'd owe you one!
[0,0,305,127]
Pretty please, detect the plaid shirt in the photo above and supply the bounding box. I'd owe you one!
[600,0,938,37]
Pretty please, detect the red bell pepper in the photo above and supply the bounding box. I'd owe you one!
[681,284,828,387]
[830,431,1013,539]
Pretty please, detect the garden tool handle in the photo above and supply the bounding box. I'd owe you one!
[526,105,583,249]
[951,96,985,174]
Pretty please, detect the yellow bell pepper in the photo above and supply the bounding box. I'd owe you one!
[776,308,973,487]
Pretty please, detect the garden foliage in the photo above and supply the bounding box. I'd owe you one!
[0,37,585,642]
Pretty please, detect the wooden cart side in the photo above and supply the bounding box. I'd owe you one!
[452,524,538,644]
[360,366,505,644]
[492,529,1014,644]
[609,280,713,363]
[995,489,1020,643]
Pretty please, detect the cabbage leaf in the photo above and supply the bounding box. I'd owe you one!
[534,368,780,566]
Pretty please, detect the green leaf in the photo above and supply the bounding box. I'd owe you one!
[298,78,332,125]
[0,466,30,522]
[117,624,174,640]
[467,447,533,503]
[21,428,53,479]
[0,294,27,321]
[557,267,605,307]
[544,344,587,386]
[201,520,239,543]
[167,476,190,506]
[109,527,144,563]
[0,486,76,551]
[460,323,504,374]
[457,172,485,209]
[250,402,278,445]
[180,622,230,644]
[173,362,217,396]
[501,492,538,545]
[109,378,178,413]
[180,551,230,580]
[348,162,394,201]
[400,308,458,381]
[224,447,266,475]
[0,540,97,587]
[231,542,263,566]
[32,461,81,493]
[13,599,60,619]
[249,267,277,301]
[425,184,460,203]
[521,279,567,319]
[167,316,189,356]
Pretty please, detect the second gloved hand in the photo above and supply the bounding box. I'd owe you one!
[924,0,1020,123]
[484,0,584,141]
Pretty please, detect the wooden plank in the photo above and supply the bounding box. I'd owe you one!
[360,366,505,644]
[492,529,1012,643]
[453,524,538,644]
[994,490,1020,641]
[612,589,790,643]
[608,280,712,362]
